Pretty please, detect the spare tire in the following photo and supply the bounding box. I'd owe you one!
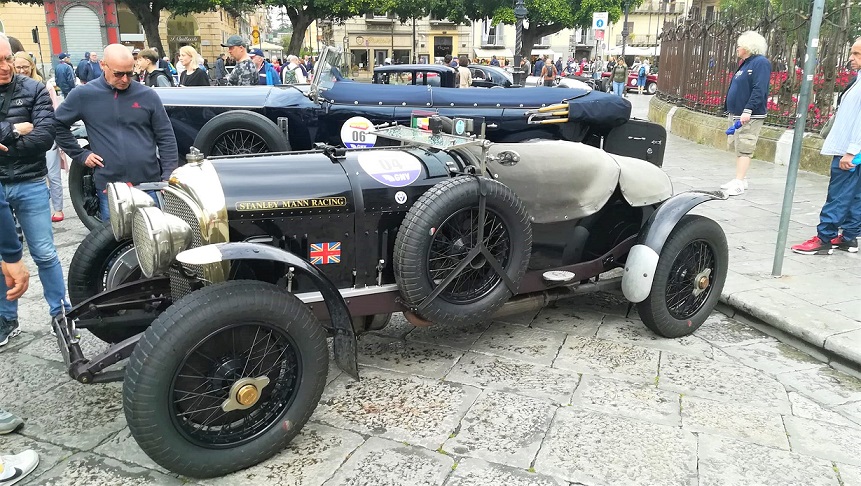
[193,110,290,157]
[394,177,531,325]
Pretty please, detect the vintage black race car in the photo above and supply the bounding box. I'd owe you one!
[55,111,728,478]
[70,48,634,230]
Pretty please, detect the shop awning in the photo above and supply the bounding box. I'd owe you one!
[531,48,556,58]
[473,47,514,59]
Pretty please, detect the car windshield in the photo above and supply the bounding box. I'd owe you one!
[311,46,342,101]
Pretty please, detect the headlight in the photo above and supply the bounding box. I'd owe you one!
[132,207,193,278]
[107,183,156,241]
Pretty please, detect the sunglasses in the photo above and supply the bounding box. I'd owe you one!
[104,63,134,79]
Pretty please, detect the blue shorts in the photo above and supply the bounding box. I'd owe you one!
[637,76,646,87]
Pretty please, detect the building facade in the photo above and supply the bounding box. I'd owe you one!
[0,0,265,75]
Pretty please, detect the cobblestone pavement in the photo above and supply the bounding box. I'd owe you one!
[2,97,861,485]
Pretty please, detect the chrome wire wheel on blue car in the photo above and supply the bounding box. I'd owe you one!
[638,215,728,338]
[124,281,327,478]
[209,129,272,156]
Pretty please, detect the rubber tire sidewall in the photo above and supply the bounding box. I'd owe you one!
[123,280,328,479]
[647,82,657,94]
[394,177,532,325]
[637,214,728,338]
[69,161,102,230]
[68,222,134,305]
[193,110,291,157]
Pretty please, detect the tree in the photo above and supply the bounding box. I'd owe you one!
[266,0,369,55]
[3,0,257,59]
[405,0,638,61]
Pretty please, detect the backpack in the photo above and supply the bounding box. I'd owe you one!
[639,65,646,77]
[544,63,556,79]
[283,66,297,84]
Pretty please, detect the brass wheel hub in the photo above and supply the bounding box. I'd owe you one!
[691,268,712,297]
[221,376,271,412]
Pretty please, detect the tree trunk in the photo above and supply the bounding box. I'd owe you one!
[286,9,314,57]
[518,23,563,64]
[130,7,166,58]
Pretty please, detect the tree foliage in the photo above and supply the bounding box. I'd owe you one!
[0,0,257,58]
[266,0,370,55]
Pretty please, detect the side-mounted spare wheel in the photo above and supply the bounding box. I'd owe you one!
[123,280,328,478]
[638,214,728,338]
[67,223,148,343]
[394,177,532,325]
[193,110,291,157]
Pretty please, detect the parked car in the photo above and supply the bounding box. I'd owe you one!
[69,48,637,229]
[602,69,659,94]
[372,63,572,90]
[56,116,728,479]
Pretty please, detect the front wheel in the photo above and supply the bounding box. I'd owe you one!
[647,82,657,95]
[638,215,727,338]
[123,281,328,478]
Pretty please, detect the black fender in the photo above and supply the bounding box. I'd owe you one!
[640,190,727,253]
[176,242,359,380]
[622,190,726,303]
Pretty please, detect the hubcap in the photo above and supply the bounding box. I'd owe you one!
[693,268,712,295]
[105,246,140,290]
[222,376,271,412]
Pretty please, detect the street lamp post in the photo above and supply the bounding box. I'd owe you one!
[513,0,528,86]
[621,0,631,61]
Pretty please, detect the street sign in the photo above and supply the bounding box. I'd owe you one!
[252,28,260,44]
[595,30,605,41]
[593,12,609,30]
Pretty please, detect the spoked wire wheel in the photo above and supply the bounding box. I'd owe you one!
[124,281,328,478]
[428,207,512,304]
[211,129,270,155]
[170,322,301,448]
[665,240,715,320]
[638,215,728,338]
[395,177,531,325]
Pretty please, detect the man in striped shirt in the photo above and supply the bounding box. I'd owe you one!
[792,38,861,255]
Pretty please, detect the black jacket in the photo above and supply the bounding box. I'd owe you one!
[143,69,173,88]
[0,74,55,184]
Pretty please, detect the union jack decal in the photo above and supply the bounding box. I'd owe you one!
[309,242,341,265]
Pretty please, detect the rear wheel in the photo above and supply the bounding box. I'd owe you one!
[647,82,657,95]
[124,281,328,478]
[193,110,290,156]
[638,215,727,338]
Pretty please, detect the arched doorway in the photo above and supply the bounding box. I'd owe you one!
[63,6,104,62]
[167,14,200,60]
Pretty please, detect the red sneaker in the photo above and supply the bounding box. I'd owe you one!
[791,236,833,255]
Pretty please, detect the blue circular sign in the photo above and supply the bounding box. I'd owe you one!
[596,19,605,28]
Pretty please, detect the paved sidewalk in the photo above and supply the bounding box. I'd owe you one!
[630,95,861,372]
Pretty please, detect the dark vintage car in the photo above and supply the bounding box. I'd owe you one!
[372,63,566,90]
[69,48,639,229]
[55,107,729,478]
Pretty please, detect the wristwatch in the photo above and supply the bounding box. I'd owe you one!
[12,129,20,139]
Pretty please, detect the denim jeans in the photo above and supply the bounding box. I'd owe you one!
[98,189,160,221]
[0,178,71,319]
[817,155,861,241]
[613,81,625,96]
[45,144,63,212]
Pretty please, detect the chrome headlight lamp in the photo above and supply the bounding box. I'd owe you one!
[107,183,156,241]
[132,207,193,278]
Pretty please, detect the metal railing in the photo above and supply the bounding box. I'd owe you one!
[657,2,854,132]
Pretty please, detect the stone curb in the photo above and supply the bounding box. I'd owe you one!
[719,287,861,370]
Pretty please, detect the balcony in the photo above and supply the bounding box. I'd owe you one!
[634,1,686,14]
[482,34,502,47]
[365,12,396,23]
[615,33,660,46]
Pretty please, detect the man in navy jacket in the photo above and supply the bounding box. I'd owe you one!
[721,31,771,196]
[54,53,75,97]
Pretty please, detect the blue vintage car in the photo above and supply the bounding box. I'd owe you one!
[69,47,648,229]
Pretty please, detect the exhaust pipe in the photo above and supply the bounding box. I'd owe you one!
[491,277,623,319]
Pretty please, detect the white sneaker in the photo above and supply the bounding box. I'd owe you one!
[721,178,749,190]
[724,179,746,196]
[0,450,39,485]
